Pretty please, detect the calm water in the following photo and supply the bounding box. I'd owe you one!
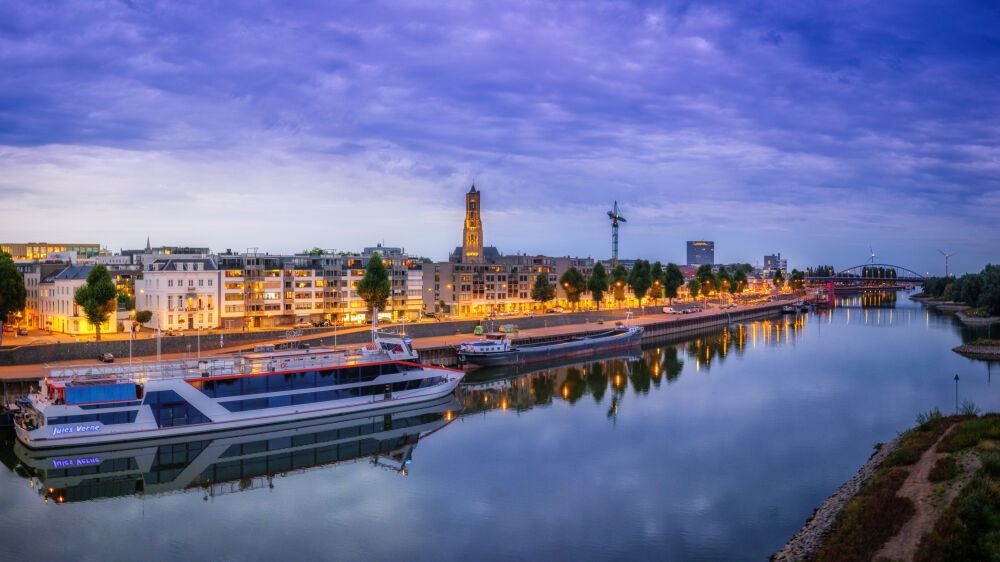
[1,292,997,561]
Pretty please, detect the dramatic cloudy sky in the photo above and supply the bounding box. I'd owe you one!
[2,1,998,274]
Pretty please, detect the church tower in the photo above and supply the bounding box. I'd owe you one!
[462,185,484,263]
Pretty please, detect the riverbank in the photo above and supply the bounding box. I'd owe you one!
[775,413,1000,560]
[953,341,1000,360]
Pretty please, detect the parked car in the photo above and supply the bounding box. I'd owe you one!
[294,321,313,328]
[314,319,331,327]
[545,309,557,313]
[424,312,436,318]
[662,307,679,314]
[97,353,114,363]
[681,308,697,314]
[1,324,12,333]
[17,327,28,335]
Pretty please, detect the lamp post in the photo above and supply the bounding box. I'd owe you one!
[955,373,960,413]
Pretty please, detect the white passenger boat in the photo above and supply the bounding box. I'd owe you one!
[13,395,459,503]
[11,332,465,449]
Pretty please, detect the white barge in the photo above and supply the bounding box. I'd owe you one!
[12,333,464,449]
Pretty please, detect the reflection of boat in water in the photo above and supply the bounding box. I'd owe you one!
[11,396,458,504]
[461,349,644,389]
[457,326,643,368]
[13,332,464,449]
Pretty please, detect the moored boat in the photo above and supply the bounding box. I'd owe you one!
[11,332,464,449]
[457,325,643,368]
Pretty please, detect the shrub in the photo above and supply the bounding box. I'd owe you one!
[928,456,958,482]
[917,408,944,430]
[940,416,1000,453]
[959,400,982,417]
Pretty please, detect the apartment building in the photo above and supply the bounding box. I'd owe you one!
[135,258,222,331]
[37,265,117,336]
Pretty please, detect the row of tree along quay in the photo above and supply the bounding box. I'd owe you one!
[776,407,1000,561]
[915,264,1000,318]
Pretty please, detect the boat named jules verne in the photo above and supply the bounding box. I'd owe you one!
[11,333,464,449]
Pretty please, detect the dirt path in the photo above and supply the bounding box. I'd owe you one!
[875,425,980,561]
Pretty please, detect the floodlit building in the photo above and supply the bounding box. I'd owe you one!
[37,265,117,336]
[764,253,788,276]
[135,258,222,331]
[424,186,598,316]
[686,241,715,266]
[1,242,100,260]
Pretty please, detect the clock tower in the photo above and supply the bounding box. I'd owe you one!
[462,185,484,264]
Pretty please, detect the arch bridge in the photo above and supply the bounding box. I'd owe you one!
[805,263,926,284]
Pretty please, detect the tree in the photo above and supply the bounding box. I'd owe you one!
[650,261,664,304]
[789,269,806,291]
[588,262,609,309]
[977,265,1000,316]
[627,259,652,303]
[696,264,716,294]
[773,269,785,289]
[664,263,684,303]
[716,267,732,294]
[732,269,748,293]
[357,251,391,317]
[959,273,983,306]
[0,250,27,346]
[303,247,325,256]
[611,264,629,307]
[531,273,555,306]
[135,310,153,325]
[687,278,701,299]
[559,267,587,309]
[73,264,117,341]
[117,291,135,311]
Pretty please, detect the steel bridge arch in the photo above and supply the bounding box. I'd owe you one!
[834,263,926,280]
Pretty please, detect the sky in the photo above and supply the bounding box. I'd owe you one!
[1,0,998,275]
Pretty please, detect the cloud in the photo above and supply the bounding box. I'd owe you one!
[0,0,998,273]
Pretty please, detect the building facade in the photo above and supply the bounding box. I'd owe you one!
[136,258,222,331]
[763,253,787,276]
[424,186,598,316]
[686,241,715,266]
[2,242,101,260]
[37,265,117,336]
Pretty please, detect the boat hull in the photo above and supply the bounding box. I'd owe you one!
[459,328,643,368]
[15,376,463,449]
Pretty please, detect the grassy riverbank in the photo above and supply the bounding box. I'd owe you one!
[805,411,1000,561]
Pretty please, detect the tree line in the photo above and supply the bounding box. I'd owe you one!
[920,265,1000,316]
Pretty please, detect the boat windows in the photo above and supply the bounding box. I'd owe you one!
[144,390,209,428]
[217,377,441,413]
[47,410,139,426]
[192,364,413,398]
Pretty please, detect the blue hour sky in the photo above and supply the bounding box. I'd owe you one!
[1,1,998,274]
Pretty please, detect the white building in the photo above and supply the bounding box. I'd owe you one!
[135,258,222,331]
[37,265,117,336]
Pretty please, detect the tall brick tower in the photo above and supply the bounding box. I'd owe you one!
[462,185,484,263]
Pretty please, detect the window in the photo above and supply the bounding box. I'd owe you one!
[188,279,194,287]
[208,279,213,286]
[199,280,204,286]
[168,315,173,324]
[168,280,174,287]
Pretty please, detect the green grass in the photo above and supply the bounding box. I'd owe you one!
[915,452,1000,561]
[939,416,1000,453]
[968,338,1000,347]
[929,456,958,482]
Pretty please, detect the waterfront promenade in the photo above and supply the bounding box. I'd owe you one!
[0,300,786,383]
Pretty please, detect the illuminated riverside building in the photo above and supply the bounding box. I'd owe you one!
[423,186,598,316]
[1,242,101,260]
[136,258,222,331]
[35,265,117,336]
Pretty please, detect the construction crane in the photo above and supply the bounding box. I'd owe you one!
[607,201,627,265]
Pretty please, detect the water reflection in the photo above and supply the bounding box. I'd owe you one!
[5,396,458,505]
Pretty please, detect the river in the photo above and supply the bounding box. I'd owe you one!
[0,292,996,560]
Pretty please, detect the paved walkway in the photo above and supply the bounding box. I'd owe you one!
[0,299,789,381]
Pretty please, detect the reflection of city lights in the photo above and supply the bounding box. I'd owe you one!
[562,386,569,399]
[502,400,507,410]
[445,411,453,421]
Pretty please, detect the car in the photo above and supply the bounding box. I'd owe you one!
[545,309,557,313]
[1,324,12,333]
[314,319,331,327]
[97,353,114,363]
[681,308,697,314]
[17,327,28,335]
[294,321,313,328]
[423,312,436,318]
[662,307,679,314]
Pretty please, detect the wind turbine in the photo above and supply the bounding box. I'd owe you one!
[938,249,954,277]
[869,245,876,266]
[607,201,627,265]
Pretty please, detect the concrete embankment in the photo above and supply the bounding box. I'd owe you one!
[413,303,784,367]
[953,344,1000,360]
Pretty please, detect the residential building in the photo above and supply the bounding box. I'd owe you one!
[763,253,788,276]
[37,265,117,336]
[424,186,598,316]
[1,242,100,260]
[135,258,221,331]
[686,241,715,266]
